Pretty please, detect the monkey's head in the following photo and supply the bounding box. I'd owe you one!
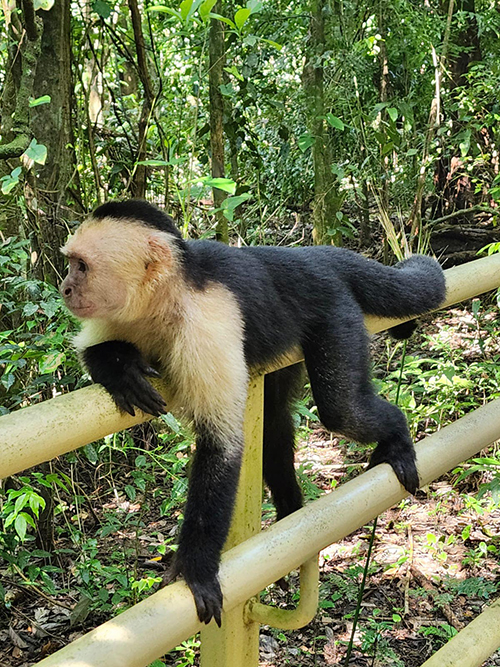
[60,201,184,322]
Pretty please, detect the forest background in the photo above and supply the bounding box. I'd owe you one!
[1,0,500,666]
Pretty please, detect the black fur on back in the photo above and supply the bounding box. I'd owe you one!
[89,200,445,368]
[92,200,183,240]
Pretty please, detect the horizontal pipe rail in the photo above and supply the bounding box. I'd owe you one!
[34,398,500,667]
[420,598,500,667]
[2,253,500,481]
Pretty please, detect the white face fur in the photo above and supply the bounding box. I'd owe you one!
[60,217,175,323]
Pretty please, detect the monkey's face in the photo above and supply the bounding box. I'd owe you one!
[60,217,175,322]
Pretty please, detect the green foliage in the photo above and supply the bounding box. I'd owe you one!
[0,237,79,413]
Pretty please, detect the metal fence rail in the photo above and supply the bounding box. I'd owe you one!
[1,253,500,666]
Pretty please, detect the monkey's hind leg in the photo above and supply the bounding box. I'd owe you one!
[303,306,419,495]
[263,365,304,521]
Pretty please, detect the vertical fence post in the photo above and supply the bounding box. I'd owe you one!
[200,375,264,666]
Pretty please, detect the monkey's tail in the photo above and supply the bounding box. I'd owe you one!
[342,254,446,320]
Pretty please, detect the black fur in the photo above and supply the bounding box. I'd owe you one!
[77,200,446,627]
[172,421,243,627]
[263,365,304,520]
[83,341,166,417]
[93,200,182,239]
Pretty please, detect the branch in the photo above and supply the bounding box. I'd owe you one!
[0,134,31,159]
[21,0,39,41]
[429,205,497,226]
[127,0,155,104]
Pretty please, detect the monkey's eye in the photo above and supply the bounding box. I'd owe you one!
[78,259,88,273]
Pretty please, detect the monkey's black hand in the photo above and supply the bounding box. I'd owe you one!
[168,554,223,627]
[83,340,166,417]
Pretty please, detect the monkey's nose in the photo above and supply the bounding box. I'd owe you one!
[62,285,72,297]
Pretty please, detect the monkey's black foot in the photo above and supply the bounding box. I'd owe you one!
[368,444,419,495]
[169,557,223,626]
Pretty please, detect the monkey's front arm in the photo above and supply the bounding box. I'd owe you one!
[83,338,245,626]
[171,419,244,626]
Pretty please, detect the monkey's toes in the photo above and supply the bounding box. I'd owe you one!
[368,451,419,495]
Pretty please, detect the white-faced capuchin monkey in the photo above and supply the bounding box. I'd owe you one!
[59,199,446,626]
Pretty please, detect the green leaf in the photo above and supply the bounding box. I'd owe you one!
[221,193,251,221]
[24,139,48,165]
[125,485,136,501]
[260,37,282,50]
[246,0,263,12]
[203,177,236,194]
[29,95,51,108]
[34,0,54,9]
[180,0,194,19]
[1,177,18,195]
[39,351,65,374]
[387,107,398,122]
[136,159,170,167]
[298,133,315,152]
[199,0,217,20]
[207,12,236,29]
[148,5,182,19]
[326,114,344,130]
[180,0,203,21]
[459,130,471,157]
[219,83,234,97]
[83,443,98,464]
[14,514,27,541]
[234,7,251,29]
[224,65,243,81]
[161,412,181,433]
[23,303,39,317]
[40,299,59,318]
[1,166,22,195]
[92,0,111,18]
[407,148,418,156]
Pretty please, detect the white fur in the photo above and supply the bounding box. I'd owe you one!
[69,216,248,440]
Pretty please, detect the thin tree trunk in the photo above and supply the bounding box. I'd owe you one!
[127,0,155,198]
[303,0,342,246]
[209,5,228,243]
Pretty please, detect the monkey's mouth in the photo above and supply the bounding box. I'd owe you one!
[66,302,95,318]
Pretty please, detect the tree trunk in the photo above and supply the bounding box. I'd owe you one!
[209,5,228,243]
[25,0,79,284]
[303,0,342,246]
[0,1,41,235]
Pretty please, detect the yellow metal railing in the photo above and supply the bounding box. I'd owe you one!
[1,253,500,667]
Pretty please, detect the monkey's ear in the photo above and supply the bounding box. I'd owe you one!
[146,234,173,278]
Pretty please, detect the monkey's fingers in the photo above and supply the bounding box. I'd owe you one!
[126,372,166,416]
[112,391,136,417]
[188,579,223,627]
[139,362,161,379]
